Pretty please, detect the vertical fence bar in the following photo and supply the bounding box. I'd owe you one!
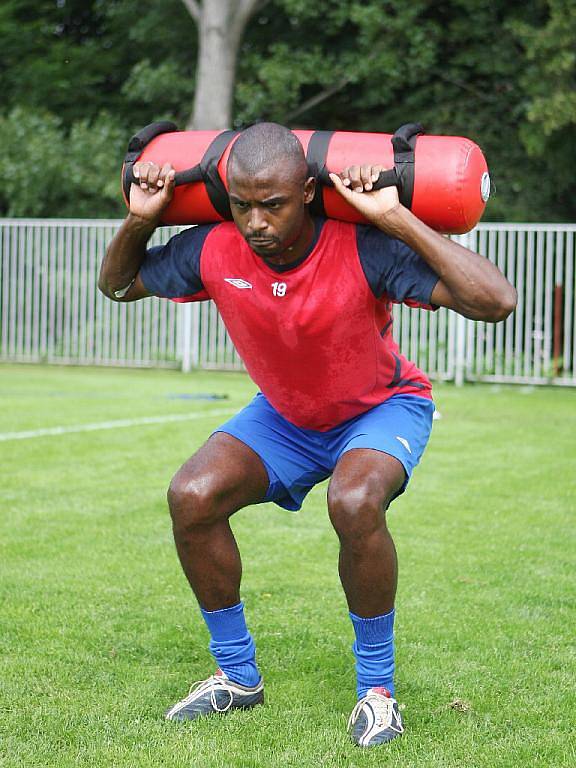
[26,224,35,358]
[190,302,200,369]
[503,229,516,376]
[484,229,496,374]
[553,231,564,378]
[1,226,10,357]
[524,231,535,378]
[513,230,525,378]
[475,229,487,376]
[47,226,56,360]
[8,225,16,356]
[533,231,545,379]
[40,222,49,359]
[543,230,555,378]
[569,232,576,381]
[564,232,574,377]
[78,226,88,362]
[16,226,26,358]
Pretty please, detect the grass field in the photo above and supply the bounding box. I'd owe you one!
[0,363,575,768]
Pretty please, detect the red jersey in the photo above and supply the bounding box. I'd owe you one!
[141,219,438,431]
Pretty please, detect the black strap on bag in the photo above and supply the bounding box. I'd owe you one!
[390,122,423,208]
[305,130,335,217]
[197,129,239,218]
[304,122,424,214]
[122,122,239,218]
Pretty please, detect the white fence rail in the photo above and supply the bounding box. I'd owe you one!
[1,219,575,386]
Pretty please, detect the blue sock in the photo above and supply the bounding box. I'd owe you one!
[350,608,395,699]
[200,601,260,687]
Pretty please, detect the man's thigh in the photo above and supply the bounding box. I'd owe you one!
[214,393,332,511]
[330,394,435,503]
[170,431,270,513]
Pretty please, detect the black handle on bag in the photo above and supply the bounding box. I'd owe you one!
[124,164,204,189]
[315,166,400,190]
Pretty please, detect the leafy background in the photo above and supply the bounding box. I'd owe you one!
[0,0,574,220]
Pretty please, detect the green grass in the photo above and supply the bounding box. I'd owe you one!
[0,364,575,767]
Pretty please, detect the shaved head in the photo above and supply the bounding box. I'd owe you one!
[227,122,309,185]
[226,122,316,264]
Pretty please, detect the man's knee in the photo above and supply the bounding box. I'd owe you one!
[167,469,228,530]
[327,473,397,542]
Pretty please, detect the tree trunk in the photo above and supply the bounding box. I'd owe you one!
[182,0,267,130]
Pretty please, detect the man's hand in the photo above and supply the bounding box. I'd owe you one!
[130,161,176,224]
[98,160,175,302]
[329,166,401,230]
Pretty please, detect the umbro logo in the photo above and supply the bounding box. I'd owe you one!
[224,278,252,289]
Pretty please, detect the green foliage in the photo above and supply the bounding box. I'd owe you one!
[0,0,196,125]
[511,0,576,147]
[507,0,576,218]
[0,0,574,219]
[0,107,64,217]
[0,0,196,218]
[0,107,126,218]
[236,0,439,127]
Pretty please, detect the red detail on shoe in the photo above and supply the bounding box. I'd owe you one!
[371,687,391,698]
[215,669,224,677]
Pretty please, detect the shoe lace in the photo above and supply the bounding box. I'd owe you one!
[183,674,235,713]
[347,691,404,735]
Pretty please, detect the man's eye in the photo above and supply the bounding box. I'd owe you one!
[266,202,281,210]
[234,201,249,211]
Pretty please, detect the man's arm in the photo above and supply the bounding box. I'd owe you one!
[330,166,517,322]
[98,162,175,302]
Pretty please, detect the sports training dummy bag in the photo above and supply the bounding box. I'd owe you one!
[121,122,490,234]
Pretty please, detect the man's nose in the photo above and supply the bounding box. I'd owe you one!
[248,208,268,233]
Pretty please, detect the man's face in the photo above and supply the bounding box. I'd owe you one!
[227,161,315,259]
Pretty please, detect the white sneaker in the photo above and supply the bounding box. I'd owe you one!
[347,687,404,746]
[165,669,264,721]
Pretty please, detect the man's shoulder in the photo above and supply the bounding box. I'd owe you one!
[198,221,243,249]
[318,217,386,245]
[161,221,241,262]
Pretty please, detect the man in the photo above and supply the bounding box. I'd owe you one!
[99,122,516,747]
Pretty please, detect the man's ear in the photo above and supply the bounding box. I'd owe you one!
[304,177,316,205]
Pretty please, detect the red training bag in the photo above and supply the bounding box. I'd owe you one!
[121,122,490,234]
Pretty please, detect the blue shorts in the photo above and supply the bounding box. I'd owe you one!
[215,393,434,511]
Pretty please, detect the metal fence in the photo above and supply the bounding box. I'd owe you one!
[1,218,575,386]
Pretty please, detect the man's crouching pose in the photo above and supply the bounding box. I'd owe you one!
[99,123,516,747]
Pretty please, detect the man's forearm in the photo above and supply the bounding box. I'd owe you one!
[377,205,517,320]
[98,213,157,298]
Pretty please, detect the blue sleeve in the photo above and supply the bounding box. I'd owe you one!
[356,224,440,305]
[139,224,216,298]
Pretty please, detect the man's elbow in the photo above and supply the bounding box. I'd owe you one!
[97,273,114,301]
[485,285,518,323]
[97,271,124,302]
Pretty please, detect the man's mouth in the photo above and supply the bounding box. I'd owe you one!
[248,237,278,249]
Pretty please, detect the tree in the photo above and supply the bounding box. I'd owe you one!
[181,0,269,129]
